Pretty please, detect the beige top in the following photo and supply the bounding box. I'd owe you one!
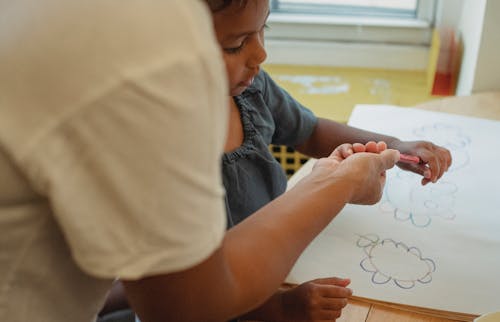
[0,0,228,321]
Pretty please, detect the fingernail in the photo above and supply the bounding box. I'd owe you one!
[424,170,431,179]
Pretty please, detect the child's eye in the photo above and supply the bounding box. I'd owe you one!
[224,42,245,55]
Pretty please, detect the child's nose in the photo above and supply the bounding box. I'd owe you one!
[247,36,267,68]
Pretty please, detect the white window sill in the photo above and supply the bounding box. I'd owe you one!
[265,13,433,70]
[265,39,430,70]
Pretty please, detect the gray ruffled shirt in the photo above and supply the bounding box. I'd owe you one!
[222,70,318,227]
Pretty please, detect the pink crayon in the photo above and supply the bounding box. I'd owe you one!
[399,153,422,164]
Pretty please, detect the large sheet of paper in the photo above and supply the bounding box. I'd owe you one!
[286,105,500,315]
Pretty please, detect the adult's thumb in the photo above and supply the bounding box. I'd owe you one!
[379,149,400,170]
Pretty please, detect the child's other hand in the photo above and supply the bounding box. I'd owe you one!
[280,277,352,322]
[390,140,452,185]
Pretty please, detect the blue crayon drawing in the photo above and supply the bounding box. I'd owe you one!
[380,170,457,227]
[357,234,436,289]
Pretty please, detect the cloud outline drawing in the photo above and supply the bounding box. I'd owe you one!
[380,170,457,228]
[357,234,436,289]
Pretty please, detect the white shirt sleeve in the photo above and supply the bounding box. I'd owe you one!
[5,0,228,279]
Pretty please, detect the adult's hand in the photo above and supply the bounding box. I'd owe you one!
[312,144,400,205]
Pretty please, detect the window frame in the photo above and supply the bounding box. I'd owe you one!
[264,0,437,69]
[266,0,436,45]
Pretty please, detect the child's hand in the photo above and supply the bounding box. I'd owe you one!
[390,140,452,185]
[280,277,352,321]
[333,141,387,160]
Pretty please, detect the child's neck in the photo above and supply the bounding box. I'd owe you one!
[223,97,244,153]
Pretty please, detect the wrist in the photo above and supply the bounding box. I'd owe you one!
[386,137,402,150]
[302,169,354,209]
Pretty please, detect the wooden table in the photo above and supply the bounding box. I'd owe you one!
[336,91,500,322]
[416,91,500,121]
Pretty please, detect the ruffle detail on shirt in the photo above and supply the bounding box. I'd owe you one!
[222,96,258,163]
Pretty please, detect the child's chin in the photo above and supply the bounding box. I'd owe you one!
[230,87,246,96]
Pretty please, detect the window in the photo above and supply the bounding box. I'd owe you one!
[265,0,437,69]
[271,0,420,19]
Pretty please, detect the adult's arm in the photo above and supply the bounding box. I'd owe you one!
[123,149,400,322]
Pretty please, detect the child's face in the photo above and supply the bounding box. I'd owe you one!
[212,0,270,96]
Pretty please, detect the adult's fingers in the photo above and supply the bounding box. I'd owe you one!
[336,143,354,159]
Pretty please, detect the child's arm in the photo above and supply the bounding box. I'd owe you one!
[296,118,452,185]
[238,277,352,321]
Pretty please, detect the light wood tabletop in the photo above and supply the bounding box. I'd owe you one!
[275,91,500,322]
[415,91,500,121]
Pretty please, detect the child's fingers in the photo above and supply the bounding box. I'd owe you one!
[424,154,441,183]
[434,147,452,180]
[364,140,387,153]
[376,141,387,151]
[313,277,351,287]
[317,309,343,321]
[352,143,366,153]
[321,285,353,299]
[310,277,353,299]
[415,153,447,185]
[319,297,349,310]
[353,141,387,154]
[421,177,431,186]
[331,141,389,159]
[364,141,378,152]
[395,141,452,184]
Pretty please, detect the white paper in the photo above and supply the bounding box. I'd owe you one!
[286,105,500,315]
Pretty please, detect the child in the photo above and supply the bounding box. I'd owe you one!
[206,0,452,321]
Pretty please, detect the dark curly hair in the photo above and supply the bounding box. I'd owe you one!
[205,0,248,12]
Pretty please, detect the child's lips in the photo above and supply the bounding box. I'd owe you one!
[239,77,254,88]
